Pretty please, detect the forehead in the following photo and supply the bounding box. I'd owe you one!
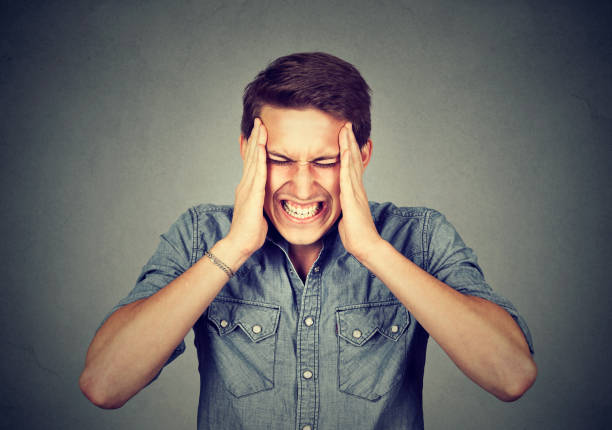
[260,105,344,156]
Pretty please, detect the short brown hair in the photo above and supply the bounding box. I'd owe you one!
[241,52,371,148]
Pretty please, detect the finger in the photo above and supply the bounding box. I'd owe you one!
[339,123,351,161]
[246,119,261,164]
[345,123,363,174]
[257,121,267,147]
[253,143,267,190]
[243,119,261,178]
[249,120,267,182]
[346,124,367,190]
[341,123,360,187]
[253,125,268,188]
[242,119,258,171]
[339,127,353,194]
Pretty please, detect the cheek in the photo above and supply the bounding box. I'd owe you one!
[265,166,288,195]
[265,166,278,189]
[314,169,341,198]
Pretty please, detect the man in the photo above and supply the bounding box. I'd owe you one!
[80,52,536,429]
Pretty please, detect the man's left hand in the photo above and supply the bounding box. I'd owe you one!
[337,123,381,261]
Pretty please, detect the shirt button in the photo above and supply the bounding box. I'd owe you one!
[391,325,399,333]
[313,266,320,273]
[220,320,229,328]
[352,329,362,339]
[302,426,312,430]
[303,370,313,379]
[304,316,314,327]
[252,325,262,334]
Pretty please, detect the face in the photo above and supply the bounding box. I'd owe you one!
[251,106,346,250]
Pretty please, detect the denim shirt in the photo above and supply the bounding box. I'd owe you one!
[107,202,533,430]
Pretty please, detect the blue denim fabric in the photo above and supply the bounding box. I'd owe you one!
[107,202,534,430]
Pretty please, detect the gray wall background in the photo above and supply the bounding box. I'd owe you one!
[1,1,611,429]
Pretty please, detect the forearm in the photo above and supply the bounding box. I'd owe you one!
[356,239,536,401]
[79,238,248,409]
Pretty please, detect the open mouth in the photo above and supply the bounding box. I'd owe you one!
[281,200,324,220]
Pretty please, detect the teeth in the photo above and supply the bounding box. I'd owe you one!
[282,201,322,219]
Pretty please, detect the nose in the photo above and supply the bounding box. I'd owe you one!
[290,163,317,200]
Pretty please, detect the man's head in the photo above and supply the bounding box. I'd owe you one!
[240,53,372,250]
[241,52,371,148]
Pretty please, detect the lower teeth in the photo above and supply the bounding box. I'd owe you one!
[283,202,321,219]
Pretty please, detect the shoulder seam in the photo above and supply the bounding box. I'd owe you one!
[193,204,233,214]
[422,209,433,272]
[191,207,198,265]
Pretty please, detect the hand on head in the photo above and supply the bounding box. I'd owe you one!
[225,118,269,257]
[337,122,380,259]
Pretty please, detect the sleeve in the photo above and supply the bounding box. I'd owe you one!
[98,208,197,373]
[425,210,534,354]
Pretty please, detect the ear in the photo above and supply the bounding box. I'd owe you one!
[360,139,373,169]
[239,134,247,161]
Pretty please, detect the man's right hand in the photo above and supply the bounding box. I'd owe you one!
[80,118,270,409]
[224,118,268,258]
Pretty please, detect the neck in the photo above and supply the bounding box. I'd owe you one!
[288,241,322,282]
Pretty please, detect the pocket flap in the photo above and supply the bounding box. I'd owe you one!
[208,297,280,342]
[336,301,409,346]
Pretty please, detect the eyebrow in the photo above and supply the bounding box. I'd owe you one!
[267,151,340,162]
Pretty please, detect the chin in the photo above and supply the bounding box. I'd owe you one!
[278,229,326,246]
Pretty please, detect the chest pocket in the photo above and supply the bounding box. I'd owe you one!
[207,297,280,398]
[336,300,409,401]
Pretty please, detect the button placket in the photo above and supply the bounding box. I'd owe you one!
[296,260,322,430]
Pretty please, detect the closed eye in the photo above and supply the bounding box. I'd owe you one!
[267,157,339,168]
[312,161,339,168]
[267,158,294,166]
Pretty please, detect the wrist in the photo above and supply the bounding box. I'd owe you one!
[210,237,253,274]
[350,235,387,266]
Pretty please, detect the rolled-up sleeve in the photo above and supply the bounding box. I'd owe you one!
[425,210,534,354]
[98,208,197,370]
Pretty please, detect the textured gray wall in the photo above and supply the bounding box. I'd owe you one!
[1,1,611,429]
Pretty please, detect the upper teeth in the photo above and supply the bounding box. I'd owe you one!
[283,201,321,219]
